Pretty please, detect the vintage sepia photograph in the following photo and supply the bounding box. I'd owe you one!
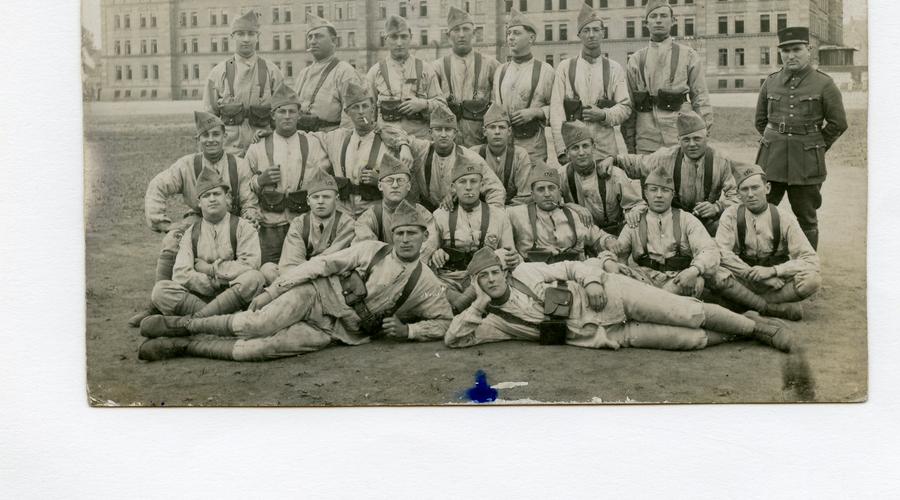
[82,0,868,406]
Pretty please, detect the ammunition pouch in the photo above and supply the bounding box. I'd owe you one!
[259,190,286,212]
[511,119,543,140]
[635,253,693,272]
[340,271,385,337]
[285,190,309,214]
[655,89,688,112]
[633,91,653,113]
[446,96,462,117]
[595,97,617,109]
[444,247,474,272]
[460,99,490,121]
[219,102,245,126]
[740,254,790,268]
[525,249,579,264]
[296,113,341,132]
[538,319,568,345]
[354,183,383,202]
[247,104,272,128]
[335,177,352,202]
[379,98,404,122]
[563,98,583,122]
[543,284,573,318]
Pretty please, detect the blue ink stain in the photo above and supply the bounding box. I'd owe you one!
[465,370,498,403]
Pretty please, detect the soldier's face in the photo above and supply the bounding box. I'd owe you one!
[579,23,605,50]
[392,226,426,260]
[452,174,483,207]
[431,126,458,152]
[449,24,474,53]
[306,29,335,60]
[532,181,560,211]
[476,266,509,299]
[506,27,534,54]
[568,140,595,171]
[780,43,811,72]
[199,187,228,220]
[199,127,225,157]
[484,122,511,147]
[387,32,411,60]
[679,130,709,160]
[308,190,337,218]
[738,175,771,214]
[273,105,299,135]
[379,174,411,202]
[645,185,674,213]
[646,8,675,40]
[346,99,376,130]
[232,30,259,58]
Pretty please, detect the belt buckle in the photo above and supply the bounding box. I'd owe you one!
[778,122,786,134]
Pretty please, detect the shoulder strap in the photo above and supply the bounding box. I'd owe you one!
[510,276,543,303]
[309,58,339,105]
[227,154,240,213]
[527,202,539,250]
[638,216,648,256]
[672,209,683,253]
[339,132,353,178]
[296,134,309,190]
[415,58,423,95]
[392,260,423,314]
[424,143,435,194]
[561,205,578,248]
[367,134,383,173]
[598,169,609,224]
[229,213,239,257]
[448,207,458,249]
[770,204,782,255]
[193,154,202,179]
[379,60,393,96]
[478,144,487,159]
[191,220,202,259]
[256,58,268,98]
[673,150,683,207]
[365,243,394,278]
[703,149,714,202]
[568,58,579,100]
[503,147,515,201]
[374,203,384,241]
[225,59,236,97]
[265,135,274,166]
[602,56,610,100]
[524,60,541,109]
[736,205,747,255]
[301,213,312,253]
[473,52,482,99]
[479,205,491,248]
[498,63,509,105]
[669,43,680,86]
[566,163,579,204]
[443,56,453,97]
[638,49,648,88]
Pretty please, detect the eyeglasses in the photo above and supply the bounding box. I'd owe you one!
[380,177,409,186]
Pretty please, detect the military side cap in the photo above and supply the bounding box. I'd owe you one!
[270,84,300,110]
[390,200,428,231]
[644,0,673,18]
[676,110,707,137]
[507,8,538,35]
[645,166,675,190]
[467,247,503,277]
[430,102,458,129]
[732,163,766,188]
[194,110,224,136]
[343,81,373,109]
[451,155,483,183]
[232,10,260,33]
[377,153,411,180]
[195,167,230,198]
[577,2,605,33]
[778,27,810,48]
[447,6,475,31]
[305,169,339,195]
[528,164,561,189]
[562,121,592,150]
[385,15,411,35]
[482,102,510,127]
[306,14,336,36]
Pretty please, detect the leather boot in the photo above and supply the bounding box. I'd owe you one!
[700,303,755,336]
[140,315,191,338]
[762,282,804,304]
[193,287,246,318]
[762,302,804,321]
[185,338,238,360]
[155,249,177,282]
[716,278,802,321]
[138,337,190,361]
[128,304,159,327]
[744,311,793,353]
[186,315,234,337]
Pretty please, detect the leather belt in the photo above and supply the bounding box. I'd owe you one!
[767,122,821,135]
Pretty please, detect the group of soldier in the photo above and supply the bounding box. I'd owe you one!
[128,0,847,364]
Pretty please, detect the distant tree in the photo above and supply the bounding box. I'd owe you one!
[82,27,102,101]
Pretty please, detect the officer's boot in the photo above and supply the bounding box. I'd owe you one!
[715,278,803,321]
[744,311,794,353]
[802,228,819,250]
[192,287,246,318]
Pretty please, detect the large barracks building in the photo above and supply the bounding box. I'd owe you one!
[98,0,845,101]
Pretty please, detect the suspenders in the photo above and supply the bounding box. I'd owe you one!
[527,202,578,253]
[448,205,491,250]
[672,149,715,209]
[736,204,782,258]
[191,214,239,260]
[478,144,516,203]
[225,57,269,99]
[301,211,344,256]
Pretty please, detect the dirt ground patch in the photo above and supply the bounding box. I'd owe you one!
[84,108,867,406]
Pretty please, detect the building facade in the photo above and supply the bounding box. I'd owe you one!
[99,0,844,100]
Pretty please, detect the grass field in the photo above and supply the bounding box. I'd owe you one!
[84,107,867,406]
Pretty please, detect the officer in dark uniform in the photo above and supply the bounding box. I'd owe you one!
[754,26,848,249]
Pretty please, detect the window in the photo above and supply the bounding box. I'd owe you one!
[347,32,356,47]
[211,38,218,52]
[718,48,728,66]
[210,12,218,25]
[520,0,528,12]
[151,15,157,27]
[182,64,189,80]
[641,19,649,38]
[141,65,148,79]
[420,29,428,46]
[125,40,131,55]
[379,34,385,47]
[152,65,159,79]
[441,29,449,44]
[180,12,186,27]
[735,17,744,34]
[222,12,228,25]
[286,61,293,77]
[124,14,130,28]
[125,90,131,98]
[317,5,324,18]
[140,15,146,28]
[777,14,787,31]
[559,24,567,41]
[273,34,281,51]
[420,1,427,16]
[626,20,635,38]
[684,0,693,2]
[285,34,292,50]
[181,89,188,98]
[545,54,554,65]
[191,12,198,27]
[378,2,386,19]
[718,16,728,35]
[222,38,229,52]
[181,39,187,54]
[285,9,292,22]
[760,14,770,33]
[736,48,745,66]
[465,1,472,12]
[151,39,157,54]
[400,2,407,17]
[272,7,280,23]
[126,65,132,80]
[600,0,608,6]
[140,40,147,54]
[192,89,199,98]
[560,0,567,8]
[337,6,343,19]
[336,36,342,47]
[475,26,484,42]
[626,0,634,6]
[545,25,553,41]
[735,79,744,89]
[114,90,121,99]
[760,47,770,65]
[545,0,552,10]
[192,38,198,53]
[115,65,122,80]
[114,15,120,29]
[777,50,783,65]
[192,64,200,80]
[718,79,727,89]
[505,0,512,13]
[151,90,157,98]
[684,17,694,36]
[670,22,678,36]
[114,41,121,55]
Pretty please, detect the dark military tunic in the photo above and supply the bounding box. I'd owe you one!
[754,64,847,186]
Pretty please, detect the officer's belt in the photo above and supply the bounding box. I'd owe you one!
[766,122,822,135]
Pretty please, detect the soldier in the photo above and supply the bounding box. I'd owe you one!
[433,6,501,147]
[550,4,632,163]
[623,0,712,154]
[129,111,260,326]
[427,155,520,313]
[445,247,793,353]
[292,14,363,133]
[715,163,821,312]
[599,111,739,235]
[138,201,454,362]
[244,85,331,273]
[492,8,556,168]
[202,10,285,155]
[144,169,265,322]
[469,102,534,206]
[507,164,617,263]
[367,15,446,139]
[260,169,355,284]
[405,103,508,212]
[559,122,644,236]
[353,154,437,261]
[605,167,803,321]
[755,26,848,249]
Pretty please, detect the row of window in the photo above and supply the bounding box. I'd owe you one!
[112,13,156,30]
[113,39,158,56]
[716,78,771,90]
[717,46,784,67]
[114,64,160,81]
[717,14,788,35]
[112,89,160,99]
[513,0,694,11]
